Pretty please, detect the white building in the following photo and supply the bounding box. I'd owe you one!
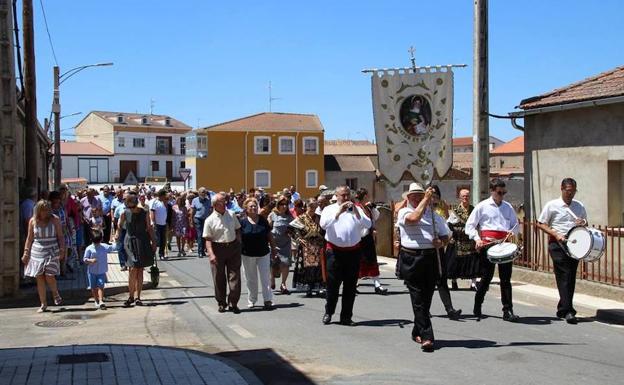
[74,111,192,183]
[58,141,112,183]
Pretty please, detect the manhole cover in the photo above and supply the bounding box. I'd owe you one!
[58,353,109,364]
[35,320,80,328]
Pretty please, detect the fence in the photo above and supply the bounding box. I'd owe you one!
[517,220,623,288]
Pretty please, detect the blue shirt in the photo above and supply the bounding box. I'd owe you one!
[99,194,114,215]
[227,200,243,214]
[83,243,116,274]
[111,197,124,216]
[192,196,212,220]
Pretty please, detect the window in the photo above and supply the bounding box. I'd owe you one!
[156,136,172,155]
[254,170,271,188]
[254,136,271,154]
[116,114,124,124]
[346,178,358,190]
[306,170,318,188]
[165,118,171,126]
[180,161,185,169]
[151,161,160,172]
[180,137,186,155]
[197,135,208,158]
[500,159,505,168]
[133,138,145,148]
[279,136,295,154]
[141,116,149,125]
[303,136,319,154]
[118,137,125,147]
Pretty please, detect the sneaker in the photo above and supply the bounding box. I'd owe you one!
[37,305,47,313]
[94,301,100,309]
[247,301,256,309]
[99,302,106,310]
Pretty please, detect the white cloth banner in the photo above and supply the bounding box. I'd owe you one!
[371,70,454,192]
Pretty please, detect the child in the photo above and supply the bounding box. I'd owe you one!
[83,230,115,309]
[90,206,104,233]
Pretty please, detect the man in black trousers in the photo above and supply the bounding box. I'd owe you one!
[319,185,371,326]
[537,178,587,324]
[397,183,450,352]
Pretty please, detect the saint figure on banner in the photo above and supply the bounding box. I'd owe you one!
[400,95,432,136]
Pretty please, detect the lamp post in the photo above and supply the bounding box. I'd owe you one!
[53,62,113,189]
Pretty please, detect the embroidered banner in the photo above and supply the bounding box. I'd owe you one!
[371,69,454,196]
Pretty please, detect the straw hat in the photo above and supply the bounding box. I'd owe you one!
[401,182,425,200]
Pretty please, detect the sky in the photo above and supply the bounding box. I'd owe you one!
[24,0,624,142]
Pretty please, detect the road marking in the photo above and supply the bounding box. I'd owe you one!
[169,280,182,287]
[160,272,169,277]
[513,299,537,308]
[186,290,197,297]
[228,324,255,339]
[200,304,217,315]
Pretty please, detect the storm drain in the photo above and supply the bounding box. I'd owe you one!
[34,320,80,328]
[58,353,110,364]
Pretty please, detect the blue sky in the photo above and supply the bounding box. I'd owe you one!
[28,0,624,142]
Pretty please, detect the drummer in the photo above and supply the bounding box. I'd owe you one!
[465,178,519,322]
[536,178,587,324]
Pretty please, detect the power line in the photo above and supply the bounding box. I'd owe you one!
[38,0,58,66]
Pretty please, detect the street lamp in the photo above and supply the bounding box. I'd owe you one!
[53,62,113,189]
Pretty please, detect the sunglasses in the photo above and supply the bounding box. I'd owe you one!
[495,190,507,196]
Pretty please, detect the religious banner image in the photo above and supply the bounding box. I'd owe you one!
[371,69,454,193]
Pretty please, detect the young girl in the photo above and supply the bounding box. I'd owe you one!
[90,206,105,233]
[83,230,115,309]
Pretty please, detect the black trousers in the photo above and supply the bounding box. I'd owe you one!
[475,249,513,312]
[436,248,454,312]
[400,248,437,341]
[103,215,112,243]
[549,242,579,317]
[325,247,361,322]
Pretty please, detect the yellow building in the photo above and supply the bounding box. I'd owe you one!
[186,112,324,198]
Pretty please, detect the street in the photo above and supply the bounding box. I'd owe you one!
[1,248,623,385]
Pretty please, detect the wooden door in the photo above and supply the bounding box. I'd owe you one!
[166,161,173,179]
[119,160,138,183]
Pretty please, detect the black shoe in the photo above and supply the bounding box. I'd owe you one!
[447,308,462,320]
[340,319,356,326]
[374,286,388,295]
[503,310,519,322]
[322,314,332,324]
[123,297,135,307]
[218,305,227,313]
[556,310,566,319]
[230,306,241,314]
[473,304,482,320]
[565,313,578,324]
[451,280,459,291]
[421,340,434,352]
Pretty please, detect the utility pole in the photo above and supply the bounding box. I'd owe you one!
[22,0,38,191]
[472,0,489,204]
[53,66,61,189]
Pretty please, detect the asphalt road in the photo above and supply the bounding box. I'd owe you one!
[152,248,624,385]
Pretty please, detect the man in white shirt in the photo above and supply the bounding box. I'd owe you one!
[150,189,169,260]
[397,183,450,352]
[465,178,519,322]
[319,185,371,326]
[536,178,587,324]
[204,192,242,314]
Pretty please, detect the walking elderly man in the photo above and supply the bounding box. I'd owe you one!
[204,192,242,314]
[320,185,371,326]
[192,187,212,258]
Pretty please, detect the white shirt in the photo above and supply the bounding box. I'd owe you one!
[360,205,380,237]
[398,206,449,249]
[203,209,241,243]
[320,203,371,248]
[538,198,587,236]
[150,199,168,226]
[465,197,519,241]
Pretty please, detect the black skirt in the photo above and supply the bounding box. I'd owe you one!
[445,242,482,279]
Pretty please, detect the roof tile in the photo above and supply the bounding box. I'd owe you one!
[200,112,323,132]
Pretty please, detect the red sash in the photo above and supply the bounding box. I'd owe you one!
[326,242,360,252]
[480,230,508,240]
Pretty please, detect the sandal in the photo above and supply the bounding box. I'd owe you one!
[124,297,135,307]
[37,305,47,313]
[280,283,290,295]
[134,298,143,306]
[54,294,63,306]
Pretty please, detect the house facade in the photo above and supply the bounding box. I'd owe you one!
[74,111,192,183]
[490,135,524,177]
[186,113,324,198]
[58,142,113,184]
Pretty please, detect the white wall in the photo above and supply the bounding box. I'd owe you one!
[61,156,110,183]
[114,132,187,155]
[110,154,187,182]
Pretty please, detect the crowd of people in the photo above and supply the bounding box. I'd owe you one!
[19,177,586,353]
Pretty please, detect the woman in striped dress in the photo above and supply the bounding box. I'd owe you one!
[21,200,66,312]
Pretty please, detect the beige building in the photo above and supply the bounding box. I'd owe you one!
[74,111,192,182]
[490,135,524,176]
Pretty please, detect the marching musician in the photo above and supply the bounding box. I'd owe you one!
[465,178,519,322]
[397,183,450,352]
[536,178,587,324]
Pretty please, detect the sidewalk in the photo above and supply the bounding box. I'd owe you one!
[0,344,260,385]
[377,256,624,325]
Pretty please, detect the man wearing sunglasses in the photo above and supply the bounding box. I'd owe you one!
[465,178,519,322]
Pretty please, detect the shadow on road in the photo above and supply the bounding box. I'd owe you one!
[355,319,413,327]
[435,339,577,350]
[218,348,317,385]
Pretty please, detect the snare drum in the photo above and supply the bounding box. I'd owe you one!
[486,242,521,264]
[566,226,605,262]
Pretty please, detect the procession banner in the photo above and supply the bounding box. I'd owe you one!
[371,69,454,197]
